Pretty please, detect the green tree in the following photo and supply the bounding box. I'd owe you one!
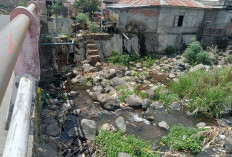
[48,0,64,17]
[74,0,100,20]
[76,13,88,25]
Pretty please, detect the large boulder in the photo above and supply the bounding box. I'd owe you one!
[81,119,97,139]
[115,117,126,132]
[46,123,61,137]
[125,94,143,109]
[97,94,120,111]
[118,152,131,157]
[93,85,104,94]
[37,143,58,157]
[158,121,169,130]
[111,77,126,87]
[170,102,181,110]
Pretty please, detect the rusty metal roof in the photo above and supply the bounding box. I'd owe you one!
[108,0,209,8]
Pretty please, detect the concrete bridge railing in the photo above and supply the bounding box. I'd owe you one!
[0,1,40,157]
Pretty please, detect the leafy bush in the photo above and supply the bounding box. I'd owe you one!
[95,130,158,157]
[161,125,205,154]
[196,50,211,65]
[117,85,148,102]
[227,54,232,63]
[183,38,211,65]
[169,66,232,118]
[142,54,157,67]
[76,13,88,25]
[165,46,176,55]
[107,51,140,67]
[155,87,180,105]
[89,22,98,33]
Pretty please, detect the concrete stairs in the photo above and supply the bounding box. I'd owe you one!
[86,40,101,64]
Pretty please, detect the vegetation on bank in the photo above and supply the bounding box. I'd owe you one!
[117,85,149,102]
[160,66,232,118]
[95,130,159,157]
[107,51,157,68]
[161,125,205,154]
[183,38,211,65]
[76,13,88,25]
[155,87,180,106]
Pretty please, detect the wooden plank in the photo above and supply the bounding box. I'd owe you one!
[2,76,34,157]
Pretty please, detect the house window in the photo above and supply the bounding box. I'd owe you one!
[174,15,184,27]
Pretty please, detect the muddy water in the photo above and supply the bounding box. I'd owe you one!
[66,80,217,143]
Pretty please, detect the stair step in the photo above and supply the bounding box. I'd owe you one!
[87,55,101,64]
[87,44,97,50]
[87,50,98,56]
[87,40,95,44]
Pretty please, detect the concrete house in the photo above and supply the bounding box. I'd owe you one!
[107,0,232,51]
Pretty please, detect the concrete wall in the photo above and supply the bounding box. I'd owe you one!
[111,7,159,32]
[40,16,74,34]
[156,7,204,50]
[110,6,204,51]
[201,9,232,46]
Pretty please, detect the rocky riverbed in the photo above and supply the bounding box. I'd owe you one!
[36,54,232,157]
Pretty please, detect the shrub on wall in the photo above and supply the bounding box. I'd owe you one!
[183,38,211,65]
[89,22,98,33]
[76,13,88,25]
[165,45,176,55]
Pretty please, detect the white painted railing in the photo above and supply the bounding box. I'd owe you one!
[0,1,40,157]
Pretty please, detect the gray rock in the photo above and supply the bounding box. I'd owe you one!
[101,79,109,87]
[62,102,71,109]
[93,85,104,93]
[46,123,60,137]
[100,123,116,131]
[125,94,143,109]
[68,127,78,137]
[170,102,181,110]
[97,94,120,111]
[96,62,102,70]
[125,71,132,76]
[71,75,81,83]
[225,136,232,154]
[37,143,58,157]
[81,119,97,139]
[190,64,204,72]
[111,77,126,86]
[93,76,102,83]
[118,152,131,157]
[169,73,175,78]
[142,99,151,109]
[151,101,164,109]
[147,89,155,99]
[89,66,98,72]
[116,70,124,77]
[158,121,169,130]
[83,63,91,72]
[196,122,206,128]
[41,109,50,118]
[73,109,81,115]
[115,117,126,132]
[135,63,142,68]
[43,117,57,124]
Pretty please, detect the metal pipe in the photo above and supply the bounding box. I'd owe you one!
[2,75,34,157]
[40,39,74,45]
[0,14,30,105]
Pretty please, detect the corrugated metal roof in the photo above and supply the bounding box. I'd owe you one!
[108,0,209,8]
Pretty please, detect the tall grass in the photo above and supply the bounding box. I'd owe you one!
[169,66,232,118]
